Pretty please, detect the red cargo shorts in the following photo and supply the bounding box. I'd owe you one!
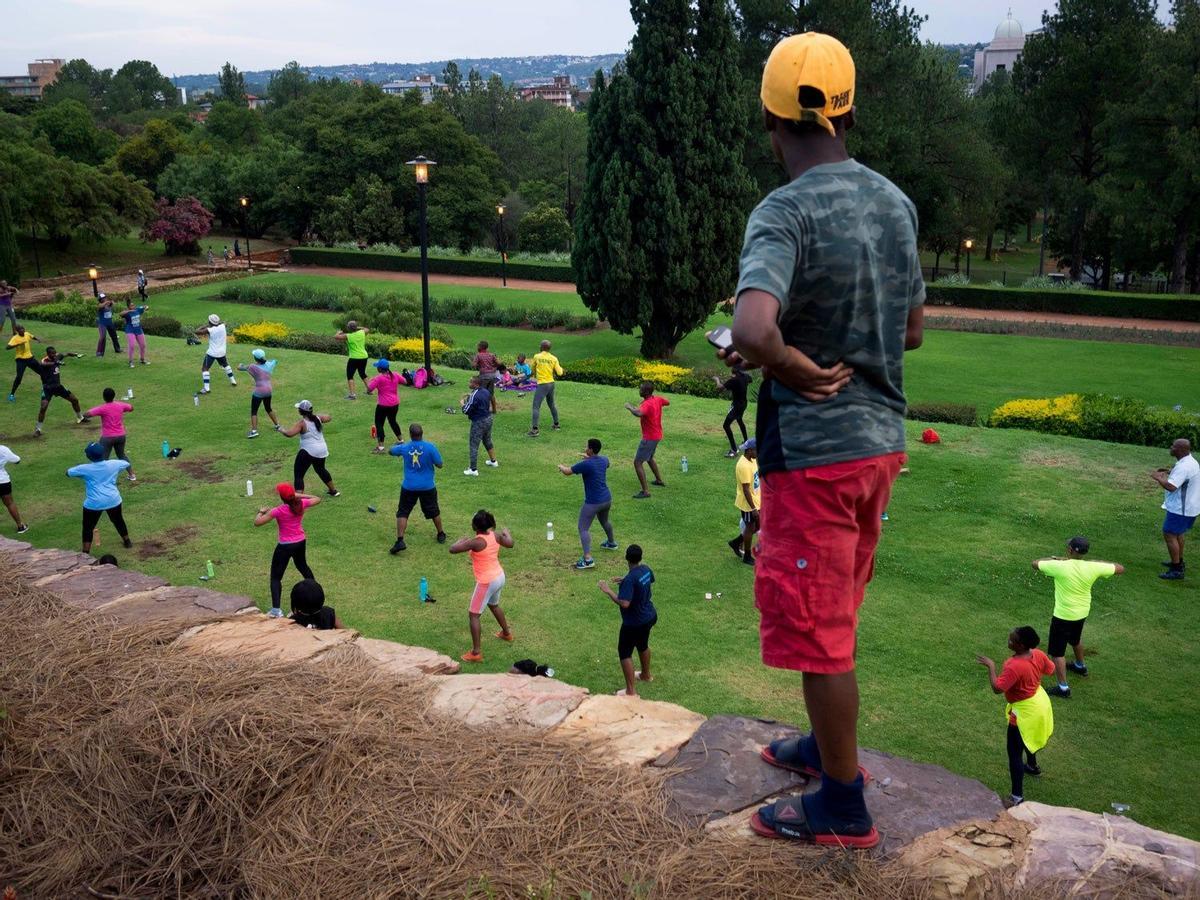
[755,452,905,674]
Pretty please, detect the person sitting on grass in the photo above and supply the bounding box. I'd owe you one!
[289,578,343,630]
[976,625,1055,809]
[512,353,532,385]
[598,544,657,698]
[449,509,514,663]
[1033,536,1123,699]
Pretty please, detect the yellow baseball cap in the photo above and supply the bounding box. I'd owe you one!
[760,32,856,137]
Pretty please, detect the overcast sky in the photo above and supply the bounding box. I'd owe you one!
[0,2,1113,76]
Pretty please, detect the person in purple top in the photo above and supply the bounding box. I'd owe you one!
[0,280,19,334]
[237,349,280,438]
[558,437,617,570]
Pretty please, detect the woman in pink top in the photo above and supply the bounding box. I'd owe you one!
[254,482,321,617]
[449,509,514,662]
[84,387,136,482]
[366,358,405,452]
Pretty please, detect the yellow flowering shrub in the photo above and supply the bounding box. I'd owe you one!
[232,321,291,344]
[990,394,1083,433]
[634,360,692,385]
[389,338,451,355]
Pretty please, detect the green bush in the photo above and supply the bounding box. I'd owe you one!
[907,402,979,426]
[437,348,475,369]
[926,284,1200,322]
[562,357,727,400]
[219,282,343,310]
[989,393,1200,448]
[290,246,576,283]
[140,315,182,338]
[23,290,95,327]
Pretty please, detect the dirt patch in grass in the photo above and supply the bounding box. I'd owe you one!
[176,455,228,483]
[137,525,201,560]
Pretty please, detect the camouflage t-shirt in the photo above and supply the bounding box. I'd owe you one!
[735,159,924,473]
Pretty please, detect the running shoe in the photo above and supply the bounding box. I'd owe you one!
[463,468,479,476]
[6,393,13,402]
[76,414,86,424]
[122,537,133,549]
[1067,662,1088,677]
[141,360,149,365]
[651,480,666,487]
[1160,569,1185,580]
[632,491,651,499]
[273,424,282,432]
[485,459,499,468]
[200,387,211,394]
[16,524,28,534]
[267,607,284,618]
[725,449,738,458]
[1046,684,1071,699]
[1023,763,1042,777]
[346,392,357,400]
[527,429,540,437]
[574,557,595,570]
[436,532,447,544]
[327,489,341,497]
[129,362,135,368]
[32,427,42,437]
[229,378,237,386]
[728,537,744,558]
[390,538,407,554]
[127,474,137,483]
[247,429,259,439]
[552,423,561,430]
[461,650,484,662]
[599,540,619,551]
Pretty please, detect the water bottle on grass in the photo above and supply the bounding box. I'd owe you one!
[419,576,428,603]
[546,522,554,541]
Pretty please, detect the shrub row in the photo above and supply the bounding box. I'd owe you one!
[562,357,725,400]
[925,315,1200,348]
[216,281,596,332]
[905,402,979,426]
[227,321,473,368]
[290,246,576,283]
[926,284,1200,322]
[990,393,1199,447]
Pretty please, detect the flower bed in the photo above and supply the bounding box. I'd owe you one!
[990,393,1199,447]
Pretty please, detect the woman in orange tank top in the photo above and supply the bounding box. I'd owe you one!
[449,509,514,662]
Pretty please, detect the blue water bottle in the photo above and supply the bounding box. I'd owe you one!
[419,576,428,603]
[161,440,170,458]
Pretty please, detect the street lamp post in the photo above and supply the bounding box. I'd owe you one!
[964,239,974,280]
[88,265,99,298]
[497,203,507,288]
[406,155,437,376]
[239,196,252,272]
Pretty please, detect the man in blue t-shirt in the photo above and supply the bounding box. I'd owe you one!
[95,292,120,357]
[559,437,617,570]
[388,423,445,552]
[599,544,658,697]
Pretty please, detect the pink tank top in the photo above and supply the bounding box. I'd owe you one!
[470,531,503,583]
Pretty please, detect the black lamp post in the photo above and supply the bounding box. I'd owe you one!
[88,265,99,298]
[964,238,974,280]
[239,196,252,272]
[406,155,437,375]
[497,203,507,288]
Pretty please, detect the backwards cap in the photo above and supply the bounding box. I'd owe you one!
[761,32,856,138]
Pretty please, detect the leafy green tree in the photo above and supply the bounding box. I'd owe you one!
[518,202,572,251]
[205,101,262,148]
[0,193,20,284]
[530,107,588,223]
[114,119,187,188]
[575,0,754,358]
[218,62,248,105]
[438,61,464,118]
[30,99,116,164]
[42,59,111,109]
[267,61,311,107]
[108,60,177,112]
[1013,0,1157,279]
[314,174,408,246]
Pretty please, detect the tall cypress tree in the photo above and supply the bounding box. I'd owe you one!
[0,193,20,286]
[574,0,753,359]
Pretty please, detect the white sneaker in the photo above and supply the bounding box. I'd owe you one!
[463,468,479,477]
[485,459,499,468]
[128,362,135,368]
[247,429,259,439]
[200,387,211,394]
[128,474,137,482]
[267,607,284,618]
[229,379,237,386]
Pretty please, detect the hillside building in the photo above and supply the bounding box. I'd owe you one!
[381,74,445,103]
[973,11,1026,92]
[518,75,574,108]
[0,58,64,100]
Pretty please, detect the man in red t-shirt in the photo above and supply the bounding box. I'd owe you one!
[977,625,1055,808]
[624,381,669,499]
[473,340,500,413]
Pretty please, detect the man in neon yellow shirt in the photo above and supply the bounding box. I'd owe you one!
[729,438,760,565]
[529,339,564,436]
[335,321,371,399]
[7,324,40,402]
[1033,535,1124,698]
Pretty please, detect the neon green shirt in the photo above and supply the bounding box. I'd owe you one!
[345,330,368,360]
[1037,559,1116,620]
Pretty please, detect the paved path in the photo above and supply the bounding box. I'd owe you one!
[292,265,580,293]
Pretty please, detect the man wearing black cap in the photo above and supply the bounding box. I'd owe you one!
[1034,536,1123,698]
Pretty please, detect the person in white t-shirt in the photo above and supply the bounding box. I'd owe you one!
[0,444,28,533]
[194,314,237,394]
[1152,438,1200,580]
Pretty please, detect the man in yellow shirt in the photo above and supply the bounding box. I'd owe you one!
[1033,535,1124,698]
[529,339,564,436]
[6,324,40,402]
[729,438,760,566]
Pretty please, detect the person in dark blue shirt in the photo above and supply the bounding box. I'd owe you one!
[599,544,657,697]
[559,437,617,569]
[388,422,445,552]
[461,376,498,475]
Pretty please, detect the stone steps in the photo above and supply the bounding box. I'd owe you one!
[1,532,1195,896]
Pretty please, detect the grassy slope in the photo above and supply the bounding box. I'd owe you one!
[16,231,287,278]
[138,275,1200,414]
[2,321,1197,839]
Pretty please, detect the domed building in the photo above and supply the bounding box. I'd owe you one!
[972,11,1027,92]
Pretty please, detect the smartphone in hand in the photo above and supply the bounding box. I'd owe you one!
[706,325,733,351]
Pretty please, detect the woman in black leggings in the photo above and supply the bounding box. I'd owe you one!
[713,369,751,457]
[254,482,322,617]
[279,400,340,496]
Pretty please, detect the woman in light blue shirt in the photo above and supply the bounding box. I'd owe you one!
[67,442,132,554]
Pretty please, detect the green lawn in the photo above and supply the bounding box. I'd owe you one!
[2,321,1197,839]
[135,273,1200,415]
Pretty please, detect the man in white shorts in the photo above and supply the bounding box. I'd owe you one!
[195,314,237,393]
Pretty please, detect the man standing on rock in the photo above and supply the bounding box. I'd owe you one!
[719,32,925,849]
[1153,438,1199,581]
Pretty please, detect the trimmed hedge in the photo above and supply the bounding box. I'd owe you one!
[906,402,978,426]
[563,356,726,400]
[990,393,1199,448]
[141,315,182,338]
[290,246,576,283]
[927,284,1200,322]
